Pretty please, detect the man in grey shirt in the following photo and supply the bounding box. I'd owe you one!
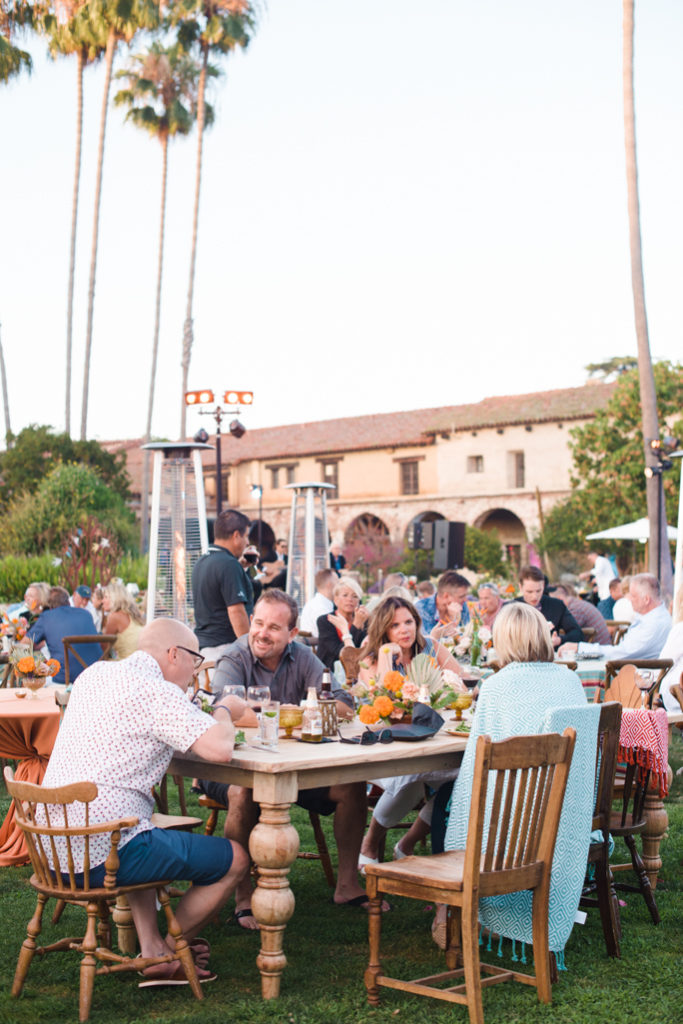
[209,590,373,929]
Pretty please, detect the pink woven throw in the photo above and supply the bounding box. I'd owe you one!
[618,707,669,797]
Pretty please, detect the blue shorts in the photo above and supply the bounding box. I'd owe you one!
[67,828,234,889]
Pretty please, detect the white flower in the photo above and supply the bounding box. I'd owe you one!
[51,557,62,567]
[100,537,111,549]
[478,626,492,644]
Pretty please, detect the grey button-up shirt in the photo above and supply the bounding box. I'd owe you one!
[213,635,352,706]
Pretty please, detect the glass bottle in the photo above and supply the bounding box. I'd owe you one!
[301,686,323,743]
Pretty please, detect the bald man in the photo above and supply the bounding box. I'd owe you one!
[41,618,249,986]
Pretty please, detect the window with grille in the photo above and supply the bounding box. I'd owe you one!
[400,460,419,495]
[467,455,484,473]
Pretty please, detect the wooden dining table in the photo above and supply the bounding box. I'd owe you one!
[168,722,469,1000]
[0,686,61,865]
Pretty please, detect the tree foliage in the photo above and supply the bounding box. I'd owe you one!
[540,361,683,555]
[0,461,135,556]
[0,424,131,507]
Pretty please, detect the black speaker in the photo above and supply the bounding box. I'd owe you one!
[433,521,465,570]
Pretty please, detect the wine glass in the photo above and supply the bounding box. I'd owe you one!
[635,670,655,709]
[247,685,270,713]
[220,684,246,701]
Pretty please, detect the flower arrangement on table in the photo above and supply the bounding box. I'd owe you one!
[10,641,60,693]
[1,613,28,645]
[349,652,467,726]
[450,611,493,667]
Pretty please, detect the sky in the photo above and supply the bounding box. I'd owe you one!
[1,0,682,446]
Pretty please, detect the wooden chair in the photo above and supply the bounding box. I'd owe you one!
[579,702,623,957]
[609,760,660,925]
[581,627,596,643]
[605,621,631,645]
[62,635,117,686]
[4,767,204,1022]
[596,660,673,707]
[192,661,215,695]
[340,645,364,684]
[197,793,336,888]
[364,729,576,1023]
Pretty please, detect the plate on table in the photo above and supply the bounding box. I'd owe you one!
[445,723,471,736]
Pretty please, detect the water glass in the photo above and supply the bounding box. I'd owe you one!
[220,684,246,701]
[258,700,280,749]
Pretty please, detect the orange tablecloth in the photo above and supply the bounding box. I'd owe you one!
[0,689,60,865]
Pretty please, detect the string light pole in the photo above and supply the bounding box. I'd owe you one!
[184,389,253,517]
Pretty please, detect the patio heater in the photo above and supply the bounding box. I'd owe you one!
[284,482,335,609]
[142,441,212,625]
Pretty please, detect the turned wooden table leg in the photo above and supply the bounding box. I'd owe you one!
[250,773,300,999]
[641,766,673,889]
[112,895,137,954]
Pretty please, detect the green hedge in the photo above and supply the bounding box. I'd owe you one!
[0,554,149,604]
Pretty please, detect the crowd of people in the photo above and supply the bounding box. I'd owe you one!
[18,514,683,989]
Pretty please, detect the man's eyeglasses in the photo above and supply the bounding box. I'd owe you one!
[169,645,205,670]
[338,728,393,746]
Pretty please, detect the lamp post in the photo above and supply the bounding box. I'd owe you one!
[185,389,253,518]
[250,484,263,554]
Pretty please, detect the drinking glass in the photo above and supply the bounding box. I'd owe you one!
[635,670,655,709]
[258,700,280,749]
[220,684,246,701]
[248,685,271,713]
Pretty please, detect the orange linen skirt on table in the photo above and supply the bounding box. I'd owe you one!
[0,691,60,865]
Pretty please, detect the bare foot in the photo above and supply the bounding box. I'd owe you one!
[234,906,260,931]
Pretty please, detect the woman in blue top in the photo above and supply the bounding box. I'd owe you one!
[357,597,465,871]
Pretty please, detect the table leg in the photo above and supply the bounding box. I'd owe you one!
[641,766,673,889]
[250,774,300,999]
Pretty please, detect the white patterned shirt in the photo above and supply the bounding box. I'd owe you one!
[42,650,213,871]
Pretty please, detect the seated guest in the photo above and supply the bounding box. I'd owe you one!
[70,584,98,629]
[416,579,436,600]
[299,568,336,636]
[415,570,471,640]
[102,580,144,659]
[438,602,595,955]
[22,581,51,626]
[612,574,638,624]
[211,590,372,928]
[90,585,105,632]
[27,586,102,684]
[514,565,582,647]
[559,573,672,661]
[477,581,506,629]
[597,577,622,620]
[329,541,346,573]
[659,586,683,712]
[357,596,466,869]
[549,583,612,645]
[365,572,414,613]
[41,617,248,985]
[316,576,369,670]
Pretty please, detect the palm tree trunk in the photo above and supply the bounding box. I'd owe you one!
[140,133,169,552]
[80,26,117,441]
[180,44,208,440]
[0,323,11,444]
[66,47,85,438]
[622,1,670,591]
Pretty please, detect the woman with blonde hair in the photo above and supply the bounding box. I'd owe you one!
[102,581,144,659]
[317,576,369,670]
[23,581,51,623]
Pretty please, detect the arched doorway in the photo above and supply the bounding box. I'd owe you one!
[404,509,446,544]
[344,513,396,584]
[474,508,527,573]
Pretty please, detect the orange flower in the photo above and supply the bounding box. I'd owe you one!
[17,656,35,674]
[382,670,403,694]
[359,704,380,725]
[47,659,61,677]
[373,695,395,718]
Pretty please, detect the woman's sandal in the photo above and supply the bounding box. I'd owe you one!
[138,960,217,988]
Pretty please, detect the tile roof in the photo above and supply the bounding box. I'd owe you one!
[101,383,614,490]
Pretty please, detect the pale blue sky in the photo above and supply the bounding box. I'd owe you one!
[1,0,681,443]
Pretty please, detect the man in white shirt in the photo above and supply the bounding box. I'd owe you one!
[559,573,671,661]
[579,551,617,601]
[299,568,336,636]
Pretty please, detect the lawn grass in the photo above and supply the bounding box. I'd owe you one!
[1,729,682,1024]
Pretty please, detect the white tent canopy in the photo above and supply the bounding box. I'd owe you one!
[586,517,678,542]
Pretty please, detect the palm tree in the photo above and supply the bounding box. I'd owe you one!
[170,0,257,439]
[79,0,160,441]
[114,41,205,549]
[622,0,671,593]
[0,1,32,83]
[41,4,108,437]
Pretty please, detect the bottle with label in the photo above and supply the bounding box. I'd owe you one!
[301,686,323,743]
[318,671,338,737]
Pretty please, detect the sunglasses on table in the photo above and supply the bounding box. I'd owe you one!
[337,728,393,746]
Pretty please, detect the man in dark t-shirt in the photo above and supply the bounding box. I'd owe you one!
[192,508,255,664]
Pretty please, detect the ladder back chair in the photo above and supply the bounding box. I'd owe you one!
[605,621,631,645]
[364,728,576,1024]
[4,767,204,1022]
[579,701,623,957]
[596,660,673,708]
[61,635,118,687]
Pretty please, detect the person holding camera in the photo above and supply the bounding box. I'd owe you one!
[192,508,256,676]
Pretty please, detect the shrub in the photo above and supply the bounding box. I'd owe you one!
[0,554,62,603]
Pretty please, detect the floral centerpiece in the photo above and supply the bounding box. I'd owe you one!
[10,641,60,697]
[1,613,28,649]
[451,611,493,667]
[349,652,466,726]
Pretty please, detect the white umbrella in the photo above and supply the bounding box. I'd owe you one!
[586,517,678,542]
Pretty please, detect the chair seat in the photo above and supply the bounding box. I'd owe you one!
[150,811,203,832]
[366,850,466,893]
[608,812,646,837]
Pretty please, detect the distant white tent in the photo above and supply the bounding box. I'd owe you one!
[586,517,678,542]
